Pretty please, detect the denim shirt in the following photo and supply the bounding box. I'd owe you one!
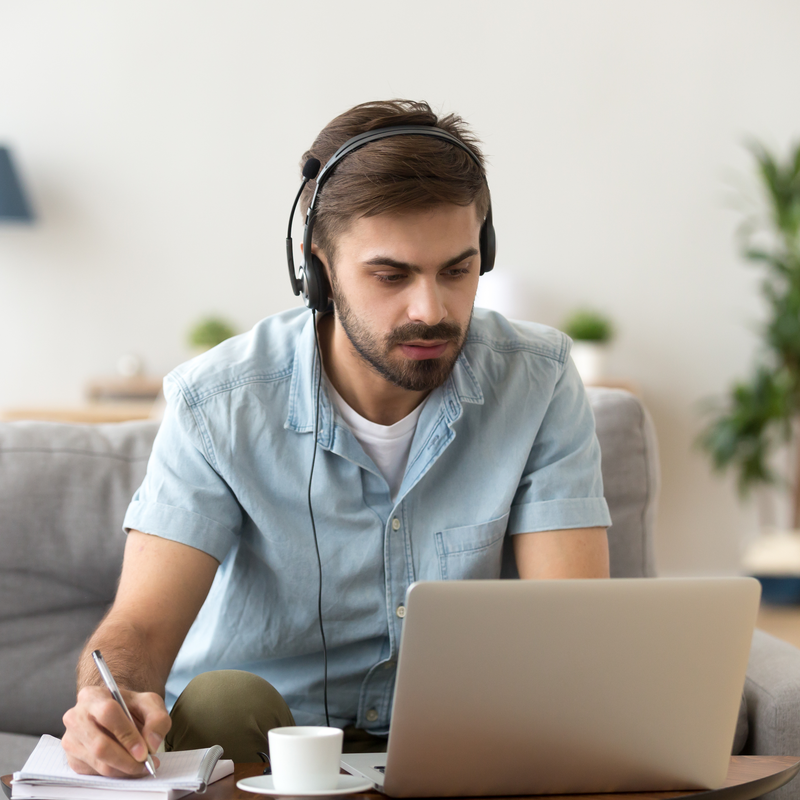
[123,307,611,731]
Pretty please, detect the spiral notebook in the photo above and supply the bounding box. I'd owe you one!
[12,735,233,800]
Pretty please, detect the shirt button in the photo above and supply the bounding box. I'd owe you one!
[396,605,406,618]
[391,517,401,531]
[366,709,379,722]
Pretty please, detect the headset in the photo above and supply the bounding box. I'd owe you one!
[285,125,496,730]
[286,124,496,313]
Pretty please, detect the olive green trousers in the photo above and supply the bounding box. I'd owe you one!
[164,670,388,762]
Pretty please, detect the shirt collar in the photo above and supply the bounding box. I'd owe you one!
[285,311,484,441]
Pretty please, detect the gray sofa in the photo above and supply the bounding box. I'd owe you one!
[1,388,799,796]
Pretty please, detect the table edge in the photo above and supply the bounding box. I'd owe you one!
[4,756,800,800]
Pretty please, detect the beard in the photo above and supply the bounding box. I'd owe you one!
[330,275,471,393]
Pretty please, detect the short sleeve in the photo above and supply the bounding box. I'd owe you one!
[507,354,612,534]
[122,376,242,562]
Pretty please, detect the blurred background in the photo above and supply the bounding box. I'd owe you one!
[1,0,799,577]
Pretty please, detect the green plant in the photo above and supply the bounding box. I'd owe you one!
[562,309,614,343]
[188,316,237,350]
[698,140,800,526]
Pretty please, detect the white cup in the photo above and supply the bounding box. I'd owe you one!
[268,726,344,793]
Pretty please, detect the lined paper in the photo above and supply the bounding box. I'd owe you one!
[14,735,226,791]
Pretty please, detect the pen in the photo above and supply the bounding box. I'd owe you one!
[91,649,157,777]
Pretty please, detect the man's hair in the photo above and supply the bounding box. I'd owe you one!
[299,99,490,260]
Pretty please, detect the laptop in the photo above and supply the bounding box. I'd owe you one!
[340,577,760,797]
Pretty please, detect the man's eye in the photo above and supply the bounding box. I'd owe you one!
[444,267,470,278]
[375,273,406,284]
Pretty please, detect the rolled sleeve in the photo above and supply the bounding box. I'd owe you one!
[122,376,242,562]
[508,353,612,534]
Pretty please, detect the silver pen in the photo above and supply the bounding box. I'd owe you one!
[91,650,157,777]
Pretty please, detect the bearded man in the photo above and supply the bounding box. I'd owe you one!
[62,99,611,776]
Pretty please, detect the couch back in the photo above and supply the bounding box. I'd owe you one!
[0,420,159,735]
[0,387,658,736]
[589,388,659,579]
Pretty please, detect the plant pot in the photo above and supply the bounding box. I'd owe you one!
[570,342,609,385]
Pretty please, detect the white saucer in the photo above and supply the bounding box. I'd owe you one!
[237,774,374,796]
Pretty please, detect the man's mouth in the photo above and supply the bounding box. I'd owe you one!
[398,341,450,360]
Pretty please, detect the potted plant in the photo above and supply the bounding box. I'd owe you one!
[188,316,237,352]
[698,140,800,601]
[562,308,615,384]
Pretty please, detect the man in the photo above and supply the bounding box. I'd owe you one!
[62,99,611,777]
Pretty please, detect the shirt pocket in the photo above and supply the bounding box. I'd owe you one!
[434,512,510,580]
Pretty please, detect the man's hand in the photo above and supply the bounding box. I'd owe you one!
[62,685,171,777]
[61,531,218,777]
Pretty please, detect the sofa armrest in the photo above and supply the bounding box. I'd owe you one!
[743,629,800,796]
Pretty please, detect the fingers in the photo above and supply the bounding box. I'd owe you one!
[128,691,172,755]
[62,686,168,777]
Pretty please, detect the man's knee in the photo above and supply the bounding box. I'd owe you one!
[171,670,291,725]
[166,670,295,760]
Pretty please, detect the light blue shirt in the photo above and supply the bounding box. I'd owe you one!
[123,307,611,732]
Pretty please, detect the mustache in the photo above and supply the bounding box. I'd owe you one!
[386,321,463,347]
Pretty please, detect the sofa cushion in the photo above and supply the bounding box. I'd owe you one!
[588,388,659,578]
[744,629,800,757]
[0,731,39,775]
[0,420,159,736]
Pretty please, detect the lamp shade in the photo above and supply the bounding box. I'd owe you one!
[0,146,34,222]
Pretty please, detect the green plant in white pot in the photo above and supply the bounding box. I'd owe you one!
[698,140,800,602]
[562,309,615,384]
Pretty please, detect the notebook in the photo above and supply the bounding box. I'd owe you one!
[12,735,233,800]
[340,577,761,797]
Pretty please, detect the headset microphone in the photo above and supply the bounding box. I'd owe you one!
[303,157,322,180]
[286,157,321,298]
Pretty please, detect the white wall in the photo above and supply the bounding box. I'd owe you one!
[1,0,799,575]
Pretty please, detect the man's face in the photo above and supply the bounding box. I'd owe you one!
[322,203,482,393]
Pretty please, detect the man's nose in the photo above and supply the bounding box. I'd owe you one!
[407,278,447,326]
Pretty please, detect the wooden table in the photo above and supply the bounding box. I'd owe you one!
[4,757,799,800]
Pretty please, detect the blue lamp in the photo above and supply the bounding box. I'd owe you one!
[0,146,34,222]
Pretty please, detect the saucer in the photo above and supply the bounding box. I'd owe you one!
[237,774,374,796]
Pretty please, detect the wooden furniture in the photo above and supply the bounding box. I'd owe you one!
[0,402,157,424]
[84,376,163,403]
[757,603,800,649]
[8,757,797,800]
[0,375,163,424]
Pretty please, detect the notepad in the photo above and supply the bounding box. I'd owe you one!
[12,735,234,800]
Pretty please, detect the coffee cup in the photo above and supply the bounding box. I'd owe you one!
[268,726,344,793]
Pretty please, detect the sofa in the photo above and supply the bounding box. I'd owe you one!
[1,388,799,796]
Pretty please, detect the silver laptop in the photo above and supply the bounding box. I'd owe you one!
[341,578,760,797]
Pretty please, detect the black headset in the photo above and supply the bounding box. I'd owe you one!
[286,125,496,313]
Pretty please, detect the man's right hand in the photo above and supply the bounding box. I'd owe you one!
[62,685,171,777]
[63,532,218,777]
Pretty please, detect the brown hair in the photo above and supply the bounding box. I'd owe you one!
[299,99,490,260]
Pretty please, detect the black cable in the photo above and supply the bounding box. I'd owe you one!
[308,309,330,727]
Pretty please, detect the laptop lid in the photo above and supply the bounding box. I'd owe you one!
[373,577,759,797]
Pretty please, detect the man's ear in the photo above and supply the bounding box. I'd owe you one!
[308,244,329,271]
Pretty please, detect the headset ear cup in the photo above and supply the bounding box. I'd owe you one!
[479,212,496,275]
[303,254,329,313]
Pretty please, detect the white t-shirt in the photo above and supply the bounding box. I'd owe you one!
[325,377,428,501]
